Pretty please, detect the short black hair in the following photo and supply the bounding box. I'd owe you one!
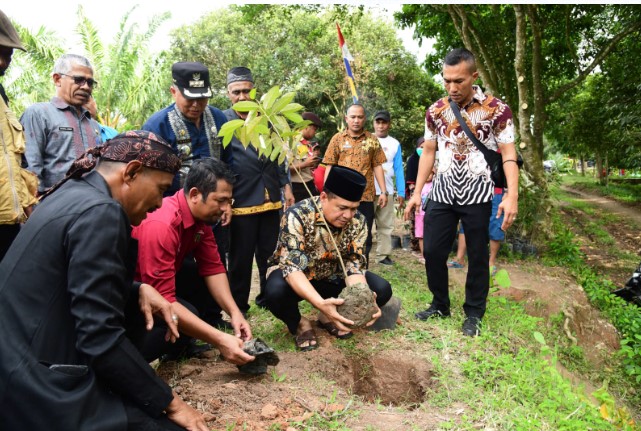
[444,48,477,72]
[183,158,235,201]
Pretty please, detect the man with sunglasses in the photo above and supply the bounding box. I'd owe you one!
[132,158,254,364]
[21,54,102,195]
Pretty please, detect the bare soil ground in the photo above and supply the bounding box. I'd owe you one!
[156,188,638,430]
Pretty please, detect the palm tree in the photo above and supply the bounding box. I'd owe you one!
[75,5,172,129]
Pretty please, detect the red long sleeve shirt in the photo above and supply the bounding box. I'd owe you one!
[132,191,225,302]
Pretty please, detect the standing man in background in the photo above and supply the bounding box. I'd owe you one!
[405,48,518,337]
[21,53,101,195]
[224,66,294,314]
[323,103,388,266]
[372,110,405,266]
[0,9,38,259]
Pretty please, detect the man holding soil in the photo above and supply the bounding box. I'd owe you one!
[263,166,392,350]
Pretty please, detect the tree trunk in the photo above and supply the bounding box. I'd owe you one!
[513,5,546,188]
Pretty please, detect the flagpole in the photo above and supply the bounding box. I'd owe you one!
[336,22,358,104]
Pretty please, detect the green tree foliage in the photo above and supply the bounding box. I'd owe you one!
[74,5,172,129]
[170,5,441,155]
[396,5,641,187]
[5,6,172,130]
[5,24,65,115]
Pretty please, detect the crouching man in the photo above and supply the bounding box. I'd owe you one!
[263,165,392,351]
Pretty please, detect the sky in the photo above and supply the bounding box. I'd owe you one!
[2,1,432,61]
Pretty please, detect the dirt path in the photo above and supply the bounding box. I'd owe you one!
[561,185,641,227]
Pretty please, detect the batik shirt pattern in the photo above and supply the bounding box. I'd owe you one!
[425,86,514,205]
[323,130,386,202]
[267,196,367,283]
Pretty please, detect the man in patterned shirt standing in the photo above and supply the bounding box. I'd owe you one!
[323,104,388,266]
[263,166,391,351]
[405,48,519,337]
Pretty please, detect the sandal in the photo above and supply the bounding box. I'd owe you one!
[447,260,465,269]
[294,329,318,352]
[318,320,353,339]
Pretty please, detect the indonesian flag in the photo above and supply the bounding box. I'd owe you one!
[336,22,358,103]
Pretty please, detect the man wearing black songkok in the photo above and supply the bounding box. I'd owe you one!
[0,131,209,431]
[263,166,392,351]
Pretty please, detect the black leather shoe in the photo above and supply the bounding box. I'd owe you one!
[379,257,394,265]
[462,316,482,337]
[415,307,451,321]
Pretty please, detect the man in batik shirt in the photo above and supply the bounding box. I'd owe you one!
[263,166,392,351]
[405,48,519,337]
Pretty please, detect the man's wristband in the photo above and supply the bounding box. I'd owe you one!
[503,159,517,166]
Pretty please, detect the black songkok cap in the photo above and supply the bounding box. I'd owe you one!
[374,110,391,122]
[302,112,322,128]
[324,165,366,203]
[172,62,212,99]
[227,66,254,85]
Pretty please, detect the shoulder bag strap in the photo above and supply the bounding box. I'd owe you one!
[448,98,492,159]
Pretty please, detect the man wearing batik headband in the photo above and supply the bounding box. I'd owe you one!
[263,166,392,351]
[0,130,209,431]
[224,66,294,315]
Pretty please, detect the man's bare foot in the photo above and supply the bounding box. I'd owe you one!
[295,317,318,351]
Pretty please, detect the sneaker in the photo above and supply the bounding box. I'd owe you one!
[415,306,451,321]
[462,316,482,337]
[379,257,394,265]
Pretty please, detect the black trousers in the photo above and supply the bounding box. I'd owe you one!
[358,201,375,267]
[0,223,20,262]
[264,269,392,334]
[423,200,491,318]
[175,257,222,325]
[292,180,319,203]
[228,210,281,313]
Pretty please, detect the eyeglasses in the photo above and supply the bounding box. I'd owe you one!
[60,74,98,89]
[230,89,252,96]
[215,197,235,206]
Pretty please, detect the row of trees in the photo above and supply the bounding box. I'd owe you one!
[5,5,442,158]
[5,4,640,239]
[397,4,641,188]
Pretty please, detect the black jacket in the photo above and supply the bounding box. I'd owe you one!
[0,171,172,430]
[223,109,289,208]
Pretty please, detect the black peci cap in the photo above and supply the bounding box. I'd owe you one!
[324,165,366,202]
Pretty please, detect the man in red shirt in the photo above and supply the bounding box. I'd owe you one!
[133,158,254,364]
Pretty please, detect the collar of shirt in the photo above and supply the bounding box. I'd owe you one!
[461,85,487,110]
[51,96,91,119]
[176,191,197,230]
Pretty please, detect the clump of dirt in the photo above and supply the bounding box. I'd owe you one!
[338,282,379,327]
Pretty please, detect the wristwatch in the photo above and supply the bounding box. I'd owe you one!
[382,191,389,196]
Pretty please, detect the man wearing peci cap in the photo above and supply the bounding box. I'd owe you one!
[290,111,322,202]
[143,61,232,329]
[263,166,392,351]
[21,53,102,195]
[372,110,405,266]
[323,104,388,266]
[143,61,228,196]
[223,66,294,315]
[0,9,38,260]
[0,131,209,430]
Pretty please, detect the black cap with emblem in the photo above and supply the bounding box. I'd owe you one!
[172,62,212,99]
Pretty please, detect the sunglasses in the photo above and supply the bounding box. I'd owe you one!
[229,88,252,96]
[60,74,98,89]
